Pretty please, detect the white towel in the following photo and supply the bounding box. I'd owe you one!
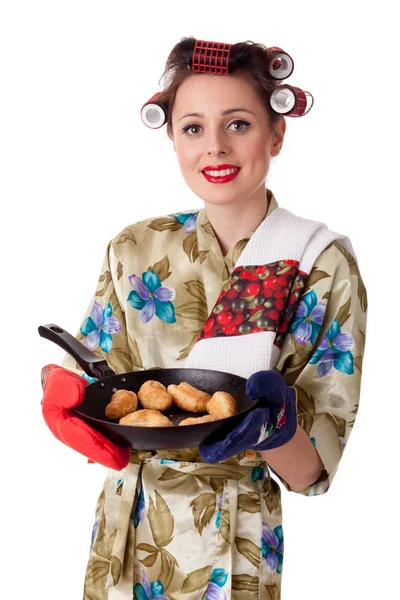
[184,208,353,378]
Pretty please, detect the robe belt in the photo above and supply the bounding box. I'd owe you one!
[106,452,270,593]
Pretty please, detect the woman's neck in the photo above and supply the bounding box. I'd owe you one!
[204,186,269,256]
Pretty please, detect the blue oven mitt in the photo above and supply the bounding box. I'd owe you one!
[199,370,298,463]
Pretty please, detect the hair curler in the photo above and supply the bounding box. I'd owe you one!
[266,47,294,80]
[141,92,168,129]
[191,39,232,74]
[270,85,314,117]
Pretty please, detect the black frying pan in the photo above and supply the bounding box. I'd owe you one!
[38,324,260,450]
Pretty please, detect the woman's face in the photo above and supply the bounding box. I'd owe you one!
[171,72,286,208]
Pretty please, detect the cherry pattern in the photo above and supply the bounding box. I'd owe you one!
[198,260,308,349]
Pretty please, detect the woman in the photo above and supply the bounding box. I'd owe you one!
[41,37,367,599]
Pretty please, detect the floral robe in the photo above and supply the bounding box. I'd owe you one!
[62,189,367,600]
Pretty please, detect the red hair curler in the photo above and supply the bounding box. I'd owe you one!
[191,39,232,74]
[270,85,314,117]
[266,47,294,80]
[141,92,168,129]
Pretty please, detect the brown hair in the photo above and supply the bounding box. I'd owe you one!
[155,36,284,140]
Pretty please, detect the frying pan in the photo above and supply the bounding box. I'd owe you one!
[38,324,260,450]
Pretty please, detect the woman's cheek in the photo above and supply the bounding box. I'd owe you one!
[176,145,200,173]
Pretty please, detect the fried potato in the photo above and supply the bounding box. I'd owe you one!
[138,380,172,410]
[207,391,238,419]
[179,414,217,426]
[119,409,173,427]
[138,379,165,397]
[105,389,138,420]
[167,382,211,413]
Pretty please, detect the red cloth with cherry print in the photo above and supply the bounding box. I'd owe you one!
[198,260,308,347]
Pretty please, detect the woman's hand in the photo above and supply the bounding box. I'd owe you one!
[199,370,297,463]
[41,364,130,470]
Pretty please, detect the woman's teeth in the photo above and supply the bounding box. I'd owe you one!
[204,168,239,177]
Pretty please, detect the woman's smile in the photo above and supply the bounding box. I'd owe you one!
[201,167,241,184]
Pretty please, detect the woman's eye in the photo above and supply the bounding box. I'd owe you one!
[229,119,251,132]
[182,124,201,135]
[181,119,251,136]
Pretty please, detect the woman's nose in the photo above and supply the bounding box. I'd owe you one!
[206,129,230,156]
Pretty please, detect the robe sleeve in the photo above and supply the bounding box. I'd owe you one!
[273,240,368,496]
[61,240,137,378]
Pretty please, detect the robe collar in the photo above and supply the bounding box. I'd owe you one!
[194,189,279,314]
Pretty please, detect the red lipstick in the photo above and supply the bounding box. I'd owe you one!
[202,164,240,170]
[201,164,241,184]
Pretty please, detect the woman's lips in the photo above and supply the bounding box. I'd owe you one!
[201,168,241,184]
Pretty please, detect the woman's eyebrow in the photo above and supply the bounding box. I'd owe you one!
[177,108,257,122]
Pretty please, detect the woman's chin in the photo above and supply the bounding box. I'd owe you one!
[191,183,247,206]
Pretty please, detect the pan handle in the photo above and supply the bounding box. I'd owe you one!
[38,324,116,379]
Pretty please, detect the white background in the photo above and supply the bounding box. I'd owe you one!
[1,1,398,598]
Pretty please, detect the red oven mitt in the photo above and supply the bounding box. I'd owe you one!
[41,364,130,470]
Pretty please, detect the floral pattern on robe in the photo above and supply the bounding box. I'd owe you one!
[61,190,367,599]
